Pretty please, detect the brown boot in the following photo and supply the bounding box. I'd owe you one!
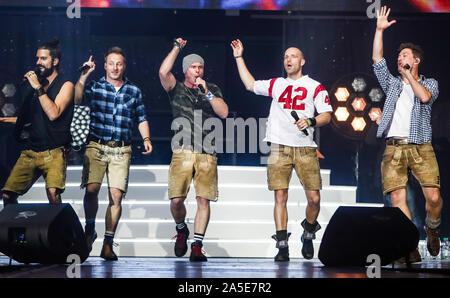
[426,226,440,256]
[395,248,422,264]
[100,240,118,261]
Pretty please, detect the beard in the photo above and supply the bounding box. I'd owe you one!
[38,63,55,78]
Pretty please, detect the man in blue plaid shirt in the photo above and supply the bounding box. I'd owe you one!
[74,47,152,261]
[372,6,443,262]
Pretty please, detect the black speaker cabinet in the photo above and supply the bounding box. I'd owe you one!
[0,203,88,264]
[318,206,419,266]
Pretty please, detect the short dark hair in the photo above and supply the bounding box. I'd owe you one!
[38,38,61,68]
[104,46,126,63]
[398,43,424,61]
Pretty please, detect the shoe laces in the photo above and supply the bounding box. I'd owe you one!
[192,245,206,256]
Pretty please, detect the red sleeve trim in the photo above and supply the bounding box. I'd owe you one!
[268,78,277,98]
[313,84,326,100]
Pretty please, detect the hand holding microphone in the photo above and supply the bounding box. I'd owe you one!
[79,55,96,76]
[291,111,309,136]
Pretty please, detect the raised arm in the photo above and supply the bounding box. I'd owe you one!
[372,6,396,64]
[230,39,255,92]
[74,55,96,105]
[159,38,186,92]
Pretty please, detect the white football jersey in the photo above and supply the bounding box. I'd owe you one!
[254,75,332,147]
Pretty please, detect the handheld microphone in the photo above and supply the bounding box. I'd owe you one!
[197,84,205,93]
[78,64,91,73]
[290,111,309,136]
[20,66,43,86]
[404,64,411,70]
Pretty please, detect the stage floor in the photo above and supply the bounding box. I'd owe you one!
[1,256,449,278]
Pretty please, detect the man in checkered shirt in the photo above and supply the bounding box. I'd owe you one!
[372,6,443,262]
[74,47,152,261]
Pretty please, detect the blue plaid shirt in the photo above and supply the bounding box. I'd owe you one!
[373,58,439,144]
[83,77,148,142]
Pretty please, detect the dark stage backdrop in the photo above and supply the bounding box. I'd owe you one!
[0,7,449,235]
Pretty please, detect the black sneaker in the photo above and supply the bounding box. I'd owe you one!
[300,219,321,260]
[190,243,207,262]
[272,233,291,262]
[174,226,189,257]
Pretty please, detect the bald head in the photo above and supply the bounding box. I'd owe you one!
[284,47,304,59]
[284,47,305,78]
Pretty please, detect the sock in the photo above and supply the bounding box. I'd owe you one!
[276,230,288,241]
[425,217,441,229]
[176,221,187,231]
[104,231,115,244]
[85,218,96,234]
[193,233,204,246]
[303,219,318,233]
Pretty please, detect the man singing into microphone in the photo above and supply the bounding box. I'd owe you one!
[159,38,228,262]
[372,6,442,262]
[231,39,332,261]
[1,39,74,205]
[74,47,152,261]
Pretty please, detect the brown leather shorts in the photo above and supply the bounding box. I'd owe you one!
[267,143,322,191]
[381,142,440,195]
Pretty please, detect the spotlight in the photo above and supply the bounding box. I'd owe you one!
[369,88,384,103]
[351,97,367,112]
[369,107,382,122]
[335,87,350,102]
[329,73,385,140]
[335,107,350,121]
[351,117,366,131]
[351,77,367,92]
[2,84,16,98]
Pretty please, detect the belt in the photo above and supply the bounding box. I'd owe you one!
[385,138,414,146]
[88,136,131,148]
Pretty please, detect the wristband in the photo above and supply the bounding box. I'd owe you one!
[234,56,242,59]
[307,117,316,127]
[143,137,151,142]
[173,39,183,51]
[206,91,214,102]
[35,87,46,97]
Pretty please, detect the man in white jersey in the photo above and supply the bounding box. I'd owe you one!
[231,39,332,261]
[373,6,442,262]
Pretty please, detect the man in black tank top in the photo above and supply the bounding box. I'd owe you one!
[2,39,74,206]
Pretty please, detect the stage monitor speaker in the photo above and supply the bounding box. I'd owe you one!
[0,203,88,264]
[318,206,419,267]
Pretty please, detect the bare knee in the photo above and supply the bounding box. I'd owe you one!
[196,197,210,210]
[390,189,406,206]
[171,197,186,209]
[274,189,288,205]
[306,191,320,208]
[425,189,442,208]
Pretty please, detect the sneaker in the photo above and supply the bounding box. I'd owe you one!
[271,233,291,262]
[100,241,118,261]
[190,243,207,262]
[173,226,190,257]
[301,219,321,260]
[85,231,97,253]
[395,248,422,264]
[426,226,440,256]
